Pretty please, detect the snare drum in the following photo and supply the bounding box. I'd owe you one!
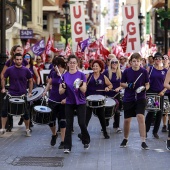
[8,98,25,116]
[146,94,161,111]
[86,95,106,108]
[163,96,170,113]
[105,97,116,119]
[33,105,52,125]
[27,87,44,102]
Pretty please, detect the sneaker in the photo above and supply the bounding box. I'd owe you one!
[18,117,24,125]
[84,144,90,150]
[51,134,58,146]
[141,142,149,150]
[78,133,82,140]
[166,140,170,151]
[120,139,128,148]
[58,142,64,149]
[162,125,168,132]
[153,133,159,139]
[0,129,6,135]
[64,149,70,154]
[116,128,122,133]
[26,129,31,137]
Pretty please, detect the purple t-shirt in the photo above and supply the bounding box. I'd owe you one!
[86,73,106,96]
[5,58,28,67]
[149,67,167,92]
[49,71,66,102]
[62,71,87,104]
[103,70,121,97]
[121,67,149,102]
[4,66,32,96]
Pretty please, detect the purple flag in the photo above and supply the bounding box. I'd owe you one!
[79,38,89,52]
[31,39,45,55]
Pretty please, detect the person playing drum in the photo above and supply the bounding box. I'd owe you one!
[164,68,170,150]
[1,53,33,136]
[43,57,67,149]
[83,59,113,139]
[59,55,90,154]
[103,56,123,133]
[145,52,167,139]
[120,53,150,150]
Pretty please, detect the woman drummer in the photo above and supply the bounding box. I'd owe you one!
[59,55,90,153]
[43,57,67,149]
[103,56,123,133]
[145,52,167,139]
[85,59,112,139]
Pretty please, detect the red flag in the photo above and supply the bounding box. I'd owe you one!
[44,36,53,61]
[88,40,99,49]
[148,35,152,49]
[23,39,30,54]
[99,43,110,60]
[98,35,104,43]
[65,43,72,57]
[120,34,128,53]
[75,43,84,58]
[51,46,63,53]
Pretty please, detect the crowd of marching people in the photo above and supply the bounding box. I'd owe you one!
[1,44,170,154]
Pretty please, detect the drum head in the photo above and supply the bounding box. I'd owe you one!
[27,87,44,102]
[105,98,116,107]
[9,98,25,104]
[86,95,106,101]
[34,105,52,113]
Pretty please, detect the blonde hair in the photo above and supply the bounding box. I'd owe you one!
[108,57,121,80]
[108,54,116,59]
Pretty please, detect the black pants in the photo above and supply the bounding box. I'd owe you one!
[86,106,107,133]
[64,104,90,150]
[145,91,164,134]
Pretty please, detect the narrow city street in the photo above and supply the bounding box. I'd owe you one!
[0,113,169,170]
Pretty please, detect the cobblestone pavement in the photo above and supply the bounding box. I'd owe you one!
[0,113,169,170]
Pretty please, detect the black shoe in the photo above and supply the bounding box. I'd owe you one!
[120,139,128,148]
[162,125,168,132]
[141,142,149,150]
[166,140,170,151]
[78,133,82,140]
[51,134,58,146]
[58,141,64,149]
[103,132,110,139]
[84,144,90,150]
[153,133,159,139]
[18,117,24,125]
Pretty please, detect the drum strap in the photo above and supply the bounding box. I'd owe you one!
[149,66,154,78]
[87,73,93,86]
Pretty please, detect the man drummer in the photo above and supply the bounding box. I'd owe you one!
[1,53,33,136]
[120,53,150,150]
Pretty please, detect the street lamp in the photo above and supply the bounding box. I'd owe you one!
[138,12,144,45]
[62,0,70,49]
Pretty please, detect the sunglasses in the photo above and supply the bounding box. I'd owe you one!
[154,57,162,60]
[36,58,41,60]
[111,61,118,64]
[163,58,169,60]
[107,59,111,61]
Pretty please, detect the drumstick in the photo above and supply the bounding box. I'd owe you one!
[55,65,64,82]
[96,89,115,92]
[134,73,143,85]
[48,98,61,104]
[111,92,120,99]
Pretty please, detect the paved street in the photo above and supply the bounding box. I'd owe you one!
[0,113,169,170]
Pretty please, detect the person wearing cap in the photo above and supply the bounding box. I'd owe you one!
[145,52,168,139]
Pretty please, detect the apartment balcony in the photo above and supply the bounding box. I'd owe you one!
[152,0,164,8]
